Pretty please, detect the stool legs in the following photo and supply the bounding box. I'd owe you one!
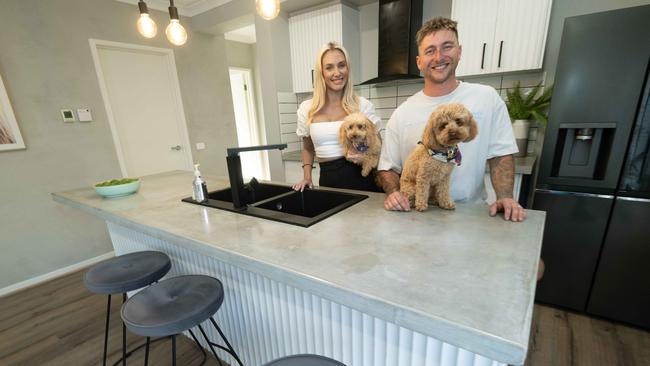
[103,295,111,366]
[122,293,127,366]
[209,317,244,366]
[171,335,177,366]
[144,337,150,366]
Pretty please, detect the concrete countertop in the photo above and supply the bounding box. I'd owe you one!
[282,150,537,175]
[53,171,544,365]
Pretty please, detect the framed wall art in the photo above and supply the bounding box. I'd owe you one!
[0,73,25,151]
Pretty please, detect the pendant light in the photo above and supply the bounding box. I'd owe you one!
[165,0,188,46]
[136,0,157,38]
[256,0,280,20]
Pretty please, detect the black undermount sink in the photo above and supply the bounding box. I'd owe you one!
[182,144,367,227]
[182,182,368,227]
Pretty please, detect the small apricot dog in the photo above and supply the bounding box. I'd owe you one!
[338,112,381,177]
[400,103,478,211]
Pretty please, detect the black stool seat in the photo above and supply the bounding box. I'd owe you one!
[264,354,346,366]
[84,251,172,294]
[121,275,224,337]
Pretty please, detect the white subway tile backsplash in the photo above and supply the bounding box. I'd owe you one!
[277,92,297,103]
[501,72,545,88]
[281,123,297,134]
[278,103,298,114]
[280,113,297,123]
[369,97,397,109]
[354,86,370,98]
[397,82,424,97]
[370,85,397,98]
[287,141,301,151]
[281,133,300,143]
[376,108,395,119]
[460,75,502,89]
[397,96,409,105]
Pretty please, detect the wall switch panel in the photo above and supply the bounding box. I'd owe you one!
[196,142,206,150]
[60,109,75,123]
[77,108,93,122]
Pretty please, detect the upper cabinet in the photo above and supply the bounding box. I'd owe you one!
[452,0,552,77]
[289,3,360,94]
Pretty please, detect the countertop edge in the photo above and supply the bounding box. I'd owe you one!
[52,191,527,364]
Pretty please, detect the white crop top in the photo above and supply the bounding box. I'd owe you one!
[296,97,380,158]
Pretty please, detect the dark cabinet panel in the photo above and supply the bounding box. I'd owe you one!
[533,190,613,310]
[587,198,650,329]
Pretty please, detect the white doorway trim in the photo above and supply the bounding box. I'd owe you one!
[228,67,270,179]
[88,39,193,176]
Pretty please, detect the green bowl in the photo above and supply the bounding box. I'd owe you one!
[94,180,140,198]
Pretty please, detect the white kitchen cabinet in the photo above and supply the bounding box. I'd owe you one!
[452,0,552,77]
[289,3,360,93]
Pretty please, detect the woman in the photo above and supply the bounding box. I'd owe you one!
[293,42,381,192]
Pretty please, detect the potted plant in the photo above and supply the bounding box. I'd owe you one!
[505,81,553,157]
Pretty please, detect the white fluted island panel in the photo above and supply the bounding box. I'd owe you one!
[108,222,504,366]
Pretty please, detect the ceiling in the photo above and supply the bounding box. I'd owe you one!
[118,0,377,42]
[118,0,376,17]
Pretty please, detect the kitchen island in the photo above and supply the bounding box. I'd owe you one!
[53,171,544,366]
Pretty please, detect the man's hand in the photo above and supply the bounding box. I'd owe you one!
[489,198,526,222]
[384,191,411,211]
[377,170,410,211]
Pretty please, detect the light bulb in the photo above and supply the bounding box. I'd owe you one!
[166,19,187,46]
[256,0,280,20]
[137,13,157,38]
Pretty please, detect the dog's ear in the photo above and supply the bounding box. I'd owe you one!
[366,119,381,150]
[421,111,438,147]
[338,120,352,150]
[465,115,479,142]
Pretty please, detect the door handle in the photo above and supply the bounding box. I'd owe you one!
[497,41,504,68]
[170,145,181,151]
[480,43,486,69]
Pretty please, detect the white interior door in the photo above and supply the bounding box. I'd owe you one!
[90,40,193,177]
[229,68,269,180]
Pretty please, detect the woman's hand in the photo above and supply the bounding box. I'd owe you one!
[293,179,313,192]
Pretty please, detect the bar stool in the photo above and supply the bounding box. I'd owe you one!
[120,275,243,366]
[84,251,172,366]
[263,354,346,366]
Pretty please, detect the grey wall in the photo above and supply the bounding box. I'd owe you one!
[0,0,237,289]
[254,13,293,181]
[542,0,650,84]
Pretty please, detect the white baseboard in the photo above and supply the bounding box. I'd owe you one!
[0,251,115,298]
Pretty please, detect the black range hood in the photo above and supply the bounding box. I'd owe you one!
[359,0,423,85]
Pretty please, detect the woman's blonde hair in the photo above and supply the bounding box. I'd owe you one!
[307,42,359,124]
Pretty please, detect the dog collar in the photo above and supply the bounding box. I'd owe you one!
[353,143,369,152]
[418,141,462,166]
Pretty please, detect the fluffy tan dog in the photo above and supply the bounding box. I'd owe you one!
[400,103,478,211]
[338,112,381,177]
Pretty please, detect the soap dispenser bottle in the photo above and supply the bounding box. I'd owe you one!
[192,164,209,203]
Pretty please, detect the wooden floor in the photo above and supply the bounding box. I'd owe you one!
[1,270,648,366]
[0,270,223,366]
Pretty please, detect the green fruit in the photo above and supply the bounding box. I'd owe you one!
[95,178,139,187]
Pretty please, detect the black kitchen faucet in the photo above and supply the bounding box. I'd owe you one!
[226,144,287,209]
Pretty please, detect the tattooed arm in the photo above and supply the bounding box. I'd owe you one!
[488,154,526,222]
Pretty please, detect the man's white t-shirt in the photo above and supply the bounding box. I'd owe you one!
[378,82,518,203]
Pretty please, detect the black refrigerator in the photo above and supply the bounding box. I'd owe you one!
[533,5,650,329]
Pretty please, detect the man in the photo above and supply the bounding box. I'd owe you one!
[378,16,526,222]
